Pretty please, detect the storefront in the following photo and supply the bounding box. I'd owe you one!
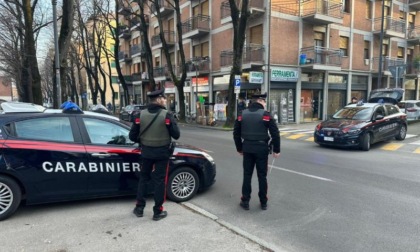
[164,81,177,112]
[183,77,209,117]
[270,67,298,124]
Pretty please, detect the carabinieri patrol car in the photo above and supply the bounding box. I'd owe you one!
[314,88,408,151]
[0,102,216,221]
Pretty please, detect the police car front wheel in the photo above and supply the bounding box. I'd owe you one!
[0,176,22,221]
[167,167,199,202]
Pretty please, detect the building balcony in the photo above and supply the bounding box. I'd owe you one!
[153,66,174,81]
[150,0,173,17]
[182,15,210,39]
[118,51,132,63]
[130,15,149,29]
[122,75,133,84]
[299,46,342,71]
[373,17,406,39]
[117,1,131,16]
[132,72,149,82]
[118,27,131,39]
[219,44,264,69]
[301,0,343,25]
[409,0,420,11]
[183,57,210,77]
[371,57,404,74]
[249,0,265,18]
[130,44,145,57]
[151,31,176,50]
[242,44,265,69]
[407,26,420,45]
[405,61,420,77]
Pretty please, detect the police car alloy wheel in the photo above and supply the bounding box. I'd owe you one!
[0,176,22,221]
[395,125,407,141]
[360,133,371,151]
[167,167,199,202]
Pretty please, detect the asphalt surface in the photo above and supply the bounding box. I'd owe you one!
[4,119,417,252]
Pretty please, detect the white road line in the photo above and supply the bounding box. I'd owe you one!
[270,165,334,182]
[410,140,420,145]
[405,134,417,139]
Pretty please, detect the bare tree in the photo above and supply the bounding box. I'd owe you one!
[225,0,250,127]
[152,0,188,121]
[57,0,75,103]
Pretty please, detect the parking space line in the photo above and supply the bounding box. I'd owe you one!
[305,136,314,141]
[280,132,290,136]
[381,143,403,151]
[287,134,307,139]
[414,147,420,154]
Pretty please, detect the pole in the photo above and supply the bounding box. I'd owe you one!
[52,0,61,107]
[377,0,385,89]
[267,0,271,107]
[395,67,398,88]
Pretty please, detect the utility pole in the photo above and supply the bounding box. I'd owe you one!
[52,0,61,107]
[377,0,386,89]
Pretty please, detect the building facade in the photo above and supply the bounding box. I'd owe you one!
[117,0,420,123]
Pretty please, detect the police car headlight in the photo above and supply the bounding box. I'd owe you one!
[346,129,361,135]
[202,152,214,162]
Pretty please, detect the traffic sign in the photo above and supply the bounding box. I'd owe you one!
[234,75,241,87]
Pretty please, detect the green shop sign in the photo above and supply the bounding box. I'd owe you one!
[271,68,298,82]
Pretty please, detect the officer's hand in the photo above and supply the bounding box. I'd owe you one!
[273,152,280,158]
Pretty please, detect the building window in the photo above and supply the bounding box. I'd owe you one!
[382,44,388,56]
[342,0,350,13]
[113,92,119,100]
[365,0,372,19]
[364,41,370,59]
[111,76,118,83]
[397,47,404,59]
[111,61,116,68]
[339,36,349,56]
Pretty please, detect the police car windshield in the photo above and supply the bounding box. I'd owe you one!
[332,107,373,120]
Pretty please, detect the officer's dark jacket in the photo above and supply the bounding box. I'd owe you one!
[129,103,180,159]
[233,102,281,154]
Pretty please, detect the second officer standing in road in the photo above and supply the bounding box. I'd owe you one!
[129,89,180,221]
[233,93,280,210]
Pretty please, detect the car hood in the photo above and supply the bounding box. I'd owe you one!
[174,142,207,153]
[368,88,404,104]
[320,119,366,130]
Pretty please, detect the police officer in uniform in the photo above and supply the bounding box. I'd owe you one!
[233,93,280,210]
[129,89,180,221]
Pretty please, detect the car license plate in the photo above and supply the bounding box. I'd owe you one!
[324,136,334,141]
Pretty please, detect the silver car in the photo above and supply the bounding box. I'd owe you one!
[398,100,420,120]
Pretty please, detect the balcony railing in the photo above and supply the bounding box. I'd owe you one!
[301,0,343,19]
[185,57,210,72]
[299,46,342,66]
[243,44,264,65]
[181,14,211,34]
[220,50,234,67]
[220,44,264,67]
[151,31,176,46]
[118,51,132,62]
[371,57,405,72]
[373,17,406,34]
[130,44,144,56]
[220,0,264,20]
[150,0,173,16]
[118,27,131,39]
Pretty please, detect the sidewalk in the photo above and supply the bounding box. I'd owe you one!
[185,119,320,132]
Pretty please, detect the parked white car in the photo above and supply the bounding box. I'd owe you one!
[398,100,420,120]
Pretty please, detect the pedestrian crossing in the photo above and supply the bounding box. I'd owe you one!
[280,128,420,154]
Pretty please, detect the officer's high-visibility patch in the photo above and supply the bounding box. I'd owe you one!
[165,118,170,125]
[238,116,242,121]
[263,115,270,121]
[135,118,140,124]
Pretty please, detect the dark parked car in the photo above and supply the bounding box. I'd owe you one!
[0,102,216,221]
[314,88,408,151]
[119,105,147,122]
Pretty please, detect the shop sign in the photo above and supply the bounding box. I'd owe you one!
[192,76,209,86]
[271,68,298,82]
[214,75,230,85]
[249,71,264,84]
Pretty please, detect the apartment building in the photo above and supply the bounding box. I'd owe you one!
[117,0,420,124]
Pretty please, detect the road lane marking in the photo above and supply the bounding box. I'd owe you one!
[305,137,314,141]
[410,140,420,145]
[270,165,334,182]
[406,134,417,139]
[287,134,307,139]
[414,147,420,154]
[381,143,403,151]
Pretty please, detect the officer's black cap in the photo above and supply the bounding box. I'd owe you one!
[251,92,267,100]
[147,89,166,99]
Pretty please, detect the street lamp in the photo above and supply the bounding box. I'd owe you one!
[52,0,61,107]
